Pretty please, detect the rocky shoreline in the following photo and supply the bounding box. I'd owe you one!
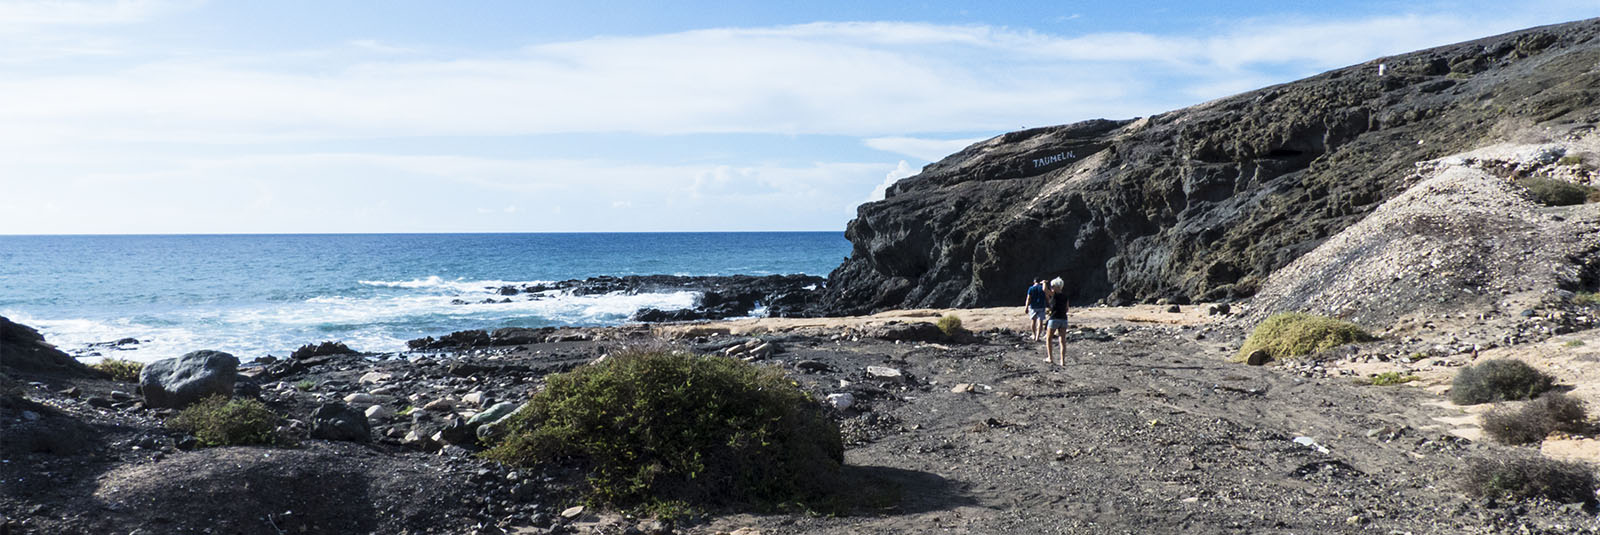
[4,304,1599,534]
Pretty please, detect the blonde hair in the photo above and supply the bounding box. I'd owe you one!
[1050,277,1065,290]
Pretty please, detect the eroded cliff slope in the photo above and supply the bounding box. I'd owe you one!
[816,18,1600,315]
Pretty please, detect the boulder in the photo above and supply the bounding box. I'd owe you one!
[0,316,95,377]
[474,401,530,442]
[1245,350,1272,366]
[364,404,394,420]
[139,350,240,409]
[309,402,370,443]
[871,322,945,342]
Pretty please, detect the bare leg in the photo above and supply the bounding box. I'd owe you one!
[1055,329,1069,365]
[1044,329,1054,362]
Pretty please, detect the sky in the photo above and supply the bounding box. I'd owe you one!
[0,1,1594,234]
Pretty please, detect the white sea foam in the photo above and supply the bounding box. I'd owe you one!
[5,287,700,364]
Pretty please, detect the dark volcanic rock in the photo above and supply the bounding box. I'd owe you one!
[813,19,1600,314]
[290,341,358,359]
[138,350,240,409]
[309,402,371,443]
[0,316,96,377]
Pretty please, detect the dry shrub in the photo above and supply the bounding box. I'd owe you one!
[1449,359,1555,405]
[1462,453,1598,503]
[1517,177,1593,206]
[936,314,964,338]
[1234,313,1374,362]
[1480,393,1585,446]
[90,358,143,382]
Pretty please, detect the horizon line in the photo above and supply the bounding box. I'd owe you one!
[0,230,848,237]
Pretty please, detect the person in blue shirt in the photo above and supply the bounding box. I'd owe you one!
[1024,278,1049,341]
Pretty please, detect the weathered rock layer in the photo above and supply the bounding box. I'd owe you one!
[815,18,1600,315]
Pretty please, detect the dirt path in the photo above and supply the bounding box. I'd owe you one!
[683,322,1593,534]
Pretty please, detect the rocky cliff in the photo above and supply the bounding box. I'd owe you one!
[815,18,1600,315]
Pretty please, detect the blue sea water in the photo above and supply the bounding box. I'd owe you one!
[0,233,850,363]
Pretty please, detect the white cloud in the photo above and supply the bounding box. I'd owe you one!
[0,151,897,233]
[0,14,1564,146]
[864,136,986,161]
[868,160,918,202]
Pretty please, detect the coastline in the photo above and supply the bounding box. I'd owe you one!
[5,304,1597,534]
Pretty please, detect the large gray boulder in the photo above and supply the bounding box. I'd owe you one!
[139,350,239,409]
[309,402,370,442]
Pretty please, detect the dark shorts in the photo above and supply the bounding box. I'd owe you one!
[1029,307,1048,321]
[1047,319,1069,330]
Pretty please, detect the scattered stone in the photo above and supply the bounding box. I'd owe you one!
[139,350,240,409]
[364,405,394,420]
[1245,350,1271,366]
[1166,305,1181,313]
[866,366,904,380]
[342,393,376,405]
[422,398,456,412]
[462,391,487,407]
[826,393,855,411]
[950,383,974,394]
[358,371,394,384]
[560,506,585,519]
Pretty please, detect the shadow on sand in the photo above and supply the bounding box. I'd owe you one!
[841,464,978,515]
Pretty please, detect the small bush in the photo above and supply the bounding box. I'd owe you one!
[1558,155,1583,166]
[481,349,845,514]
[91,358,143,382]
[1449,359,1555,405]
[1462,453,1598,503]
[1234,313,1374,362]
[294,380,316,392]
[168,395,283,447]
[936,314,964,338]
[1568,340,1587,348]
[1484,392,1594,445]
[1480,393,1587,445]
[1370,372,1419,386]
[1517,177,1593,206]
[1575,292,1600,306]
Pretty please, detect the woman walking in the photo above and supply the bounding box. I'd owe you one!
[1043,277,1070,365]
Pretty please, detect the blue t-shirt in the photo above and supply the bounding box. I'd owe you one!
[1026,284,1047,307]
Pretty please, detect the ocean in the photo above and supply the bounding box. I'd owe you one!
[0,232,850,364]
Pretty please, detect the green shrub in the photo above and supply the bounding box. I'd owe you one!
[1482,393,1589,445]
[481,349,845,514]
[294,380,316,392]
[1558,155,1583,166]
[91,358,143,382]
[1462,453,1598,503]
[1449,359,1555,405]
[935,314,964,338]
[168,395,283,447]
[1517,177,1593,206]
[1233,313,1374,363]
[1575,292,1600,306]
[1370,372,1419,386]
[1567,340,1586,348]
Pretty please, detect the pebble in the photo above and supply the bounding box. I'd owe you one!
[560,505,585,519]
[866,366,903,379]
[462,392,487,407]
[364,405,394,419]
[950,383,973,394]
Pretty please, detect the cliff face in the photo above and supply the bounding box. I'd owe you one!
[816,18,1600,315]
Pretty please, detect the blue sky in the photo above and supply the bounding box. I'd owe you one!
[0,1,1594,234]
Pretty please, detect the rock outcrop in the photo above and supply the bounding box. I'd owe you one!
[814,18,1600,315]
[0,316,95,377]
